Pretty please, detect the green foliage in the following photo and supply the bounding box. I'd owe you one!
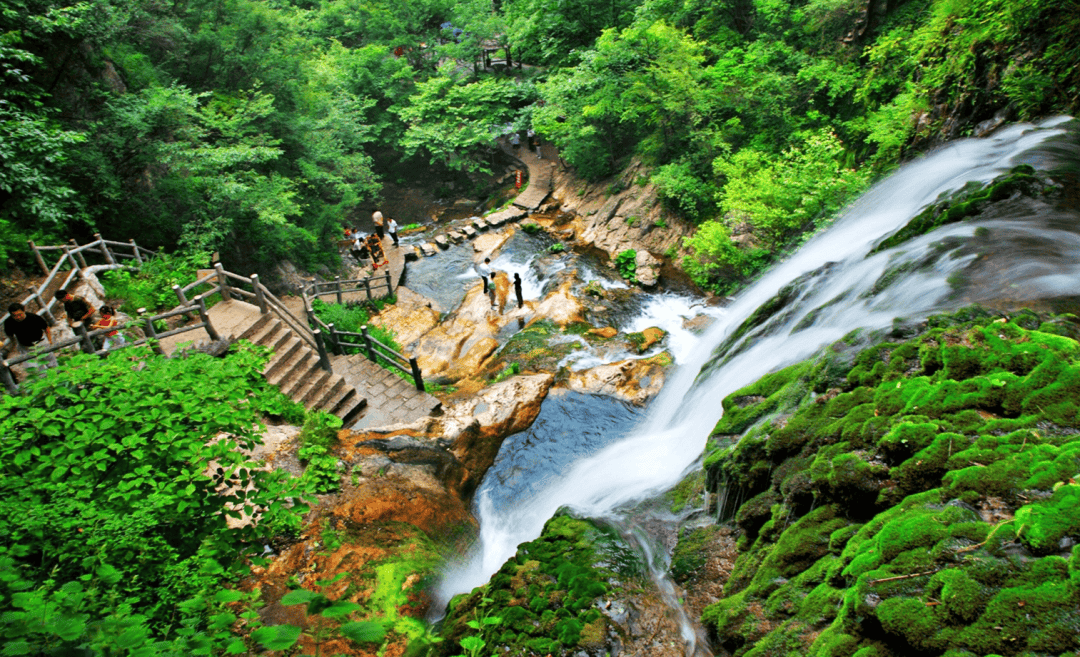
[0,346,312,629]
[681,221,770,294]
[615,249,638,283]
[298,411,344,494]
[714,129,871,248]
[100,250,210,312]
[548,242,566,253]
[521,222,542,235]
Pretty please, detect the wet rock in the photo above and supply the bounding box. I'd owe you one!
[433,234,449,249]
[448,231,465,244]
[433,373,554,496]
[565,354,671,406]
[473,231,512,259]
[471,217,489,231]
[463,226,477,239]
[421,243,438,256]
[404,245,421,261]
[635,250,661,287]
[530,278,586,327]
[588,326,618,338]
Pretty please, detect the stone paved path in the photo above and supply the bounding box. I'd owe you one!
[331,352,441,429]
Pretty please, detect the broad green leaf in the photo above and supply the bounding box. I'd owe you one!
[251,624,301,651]
[338,621,386,644]
[279,589,318,605]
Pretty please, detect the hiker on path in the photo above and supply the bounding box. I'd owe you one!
[514,273,524,308]
[366,233,387,270]
[54,289,94,327]
[388,218,400,247]
[92,305,126,351]
[476,258,492,293]
[4,303,56,367]
[372,210,385,239]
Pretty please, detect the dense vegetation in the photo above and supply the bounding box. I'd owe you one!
[0,345,311,652]
[3,0,1077,289]
[692,307,1080,656]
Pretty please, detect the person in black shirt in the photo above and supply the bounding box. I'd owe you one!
[514,273,524,308]
[5,303,55,366]
[54,289,95,326]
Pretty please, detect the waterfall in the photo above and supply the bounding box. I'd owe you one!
[434,117,1078,625]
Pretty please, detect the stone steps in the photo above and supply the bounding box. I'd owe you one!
[238,314,365,421]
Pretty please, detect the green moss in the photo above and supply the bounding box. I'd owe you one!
[1015,484,1080,554]
[671,525,720,584]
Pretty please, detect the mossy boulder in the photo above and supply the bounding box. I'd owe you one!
[695,307,1080,657]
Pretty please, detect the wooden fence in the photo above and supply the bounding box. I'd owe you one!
[3,241,424,394]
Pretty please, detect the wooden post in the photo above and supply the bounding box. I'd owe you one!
[195,295,221,341]
[314,329,333,373]
[69,239,89,269]
[364,276,372,300]
[303,292,315,327]
[251,274,268,313]
[0,361,18,395]
[214,263,232,301]
[384,270,392,297]
[410,357,425,391]
[327,322,342,355]
[335,276,343,305]
[129,239,143,265]
[172,284,193,322]
[27,286,56,325]
[361,325,376,362]
[138,308,166,356]
[94,233,116,265]
[74,321,96,354]
[28,241,48,275]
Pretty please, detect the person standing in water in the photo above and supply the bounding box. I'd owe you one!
[476,258,492,293]
[513,273,524,308]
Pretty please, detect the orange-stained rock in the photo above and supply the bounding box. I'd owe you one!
[636,326,667,353]
[429,373,555,498]
[529,278,585,327]
[588,326,618,338]
[367,286,441,347]
[565,353,672,406]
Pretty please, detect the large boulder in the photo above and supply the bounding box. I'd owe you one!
[367,286,440,348]
[565,353,672,406]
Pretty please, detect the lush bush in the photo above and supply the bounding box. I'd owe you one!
[614,249,638,283]
[0,345,312,628]
[681,221,770,294]
[100,250,211,312]
[310,297,401,356]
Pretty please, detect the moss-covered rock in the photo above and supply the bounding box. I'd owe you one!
[432,513,641,657]
[694,307,1080,657]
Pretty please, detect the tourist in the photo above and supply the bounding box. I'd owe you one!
[476,258,492,293]
[4,303,55,366]
[367,233,387,270]
[372,210,385,240]
[388,218,400,247]
[92,305,126,351]
[514,273,524,308]
[54,289,95,327]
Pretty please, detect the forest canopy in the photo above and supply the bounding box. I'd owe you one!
[1,0,1076,289]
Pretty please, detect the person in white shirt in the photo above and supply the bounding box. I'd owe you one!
[476,257,492,293]
[388,218,399,246]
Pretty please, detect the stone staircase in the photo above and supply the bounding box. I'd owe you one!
[238,314,365,421]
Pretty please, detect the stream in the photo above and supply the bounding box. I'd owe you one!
[409,117,1078,652]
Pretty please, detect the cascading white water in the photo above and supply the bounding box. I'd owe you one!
[434,118,1077,631]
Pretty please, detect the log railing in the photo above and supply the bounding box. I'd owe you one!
[3,237,424,394]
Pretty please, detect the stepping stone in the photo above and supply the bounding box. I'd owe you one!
[421,243,438,257]
[434,234,450,249]
[404,246,421,262]
[448,231,465,244]
[462,226,477,239]
[485,214,504,227]
[471,217,489,231]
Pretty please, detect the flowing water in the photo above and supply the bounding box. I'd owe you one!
[431,117,1079,650]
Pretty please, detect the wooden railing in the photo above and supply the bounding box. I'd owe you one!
[2,235,158,355]
[3,240,425,394]
[1,295,219,395]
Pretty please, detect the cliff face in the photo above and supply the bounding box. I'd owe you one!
[543,157,700,289]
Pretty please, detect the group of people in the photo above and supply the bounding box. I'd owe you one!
[475,258,525,310]
[344,210,401,272]
[4,288,126,366]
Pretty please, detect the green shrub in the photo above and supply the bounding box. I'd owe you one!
[615,249,637,283]
[100,250,210,312]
